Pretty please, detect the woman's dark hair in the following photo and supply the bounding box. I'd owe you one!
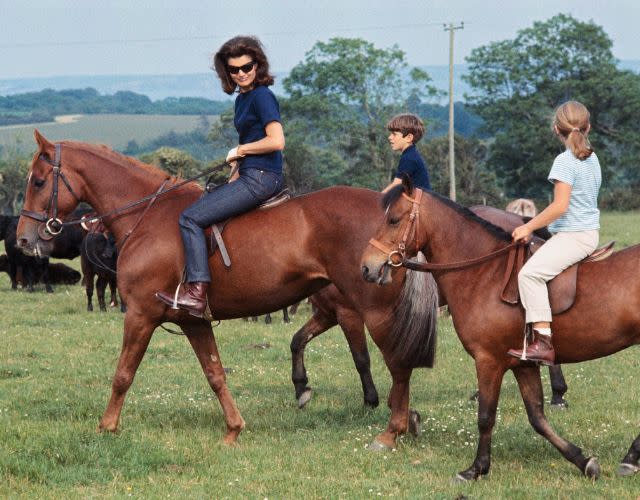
[212,36,275,94]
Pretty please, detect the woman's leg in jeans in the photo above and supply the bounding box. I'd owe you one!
[180,179,260,283]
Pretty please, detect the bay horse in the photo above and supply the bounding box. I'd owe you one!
[361,179,640,480]
[291,207,568,410]
[17,131,438,448]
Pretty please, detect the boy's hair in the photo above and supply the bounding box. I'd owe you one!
[387,113,425,143]
[552,101,593,160]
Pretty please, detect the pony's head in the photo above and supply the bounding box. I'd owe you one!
[17,130,83,257]
[361,175,420,285]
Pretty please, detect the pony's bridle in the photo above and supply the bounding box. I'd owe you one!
[368,189,423,267]
[21,143,82,240]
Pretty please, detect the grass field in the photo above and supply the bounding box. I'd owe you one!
[0,114,215,153]
[1,211,640,498]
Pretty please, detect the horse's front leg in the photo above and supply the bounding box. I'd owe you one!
[369,365,411,450]
[456,356,506,481]
[183,321,245,445]
[512,365,599,478]
[98,309,155,432]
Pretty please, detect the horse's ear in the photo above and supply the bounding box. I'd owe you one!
[400,173,414,195]
[34,129,53,152]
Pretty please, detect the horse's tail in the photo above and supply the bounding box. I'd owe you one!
[389,252,439,368]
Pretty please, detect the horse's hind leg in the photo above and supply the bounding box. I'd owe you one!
[512,365,599,478]
[182,321,245,445]
[340,309,378,408]
[290,310,337,408]
[98,310,155,432]
[619,434,640,476]
[548,364,569,408]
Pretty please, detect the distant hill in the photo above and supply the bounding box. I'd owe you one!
[1,61,638,102]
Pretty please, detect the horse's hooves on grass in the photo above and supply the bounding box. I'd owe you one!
[550,399,569,409]
[584,457,600,479]
[297,389,312,408]
[364,395,380,408]
[367,439,391,452]
[408,409,422,438]
[617,463,640,476]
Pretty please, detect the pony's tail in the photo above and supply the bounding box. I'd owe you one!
[389,252,439,368]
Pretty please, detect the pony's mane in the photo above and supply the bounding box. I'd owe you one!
[428,191,512,242]
[384,186,512,243]
[62,141,173,180]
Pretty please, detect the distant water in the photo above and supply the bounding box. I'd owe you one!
[1,61,638,102]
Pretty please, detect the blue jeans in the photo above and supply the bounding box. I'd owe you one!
[179,168,283,282]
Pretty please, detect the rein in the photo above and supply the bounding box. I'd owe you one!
[21,143,235,239]
[368,186,527,274]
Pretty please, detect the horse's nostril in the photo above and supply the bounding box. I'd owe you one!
[17,238,28,248]
[362,265,369,278]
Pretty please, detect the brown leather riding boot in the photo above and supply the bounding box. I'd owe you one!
[507,331,555,366]
[155,282,209,317]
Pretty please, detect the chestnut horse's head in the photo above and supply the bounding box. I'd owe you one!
[17,130,83,257]
[361,176,422,285]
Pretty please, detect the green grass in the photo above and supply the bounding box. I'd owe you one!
[2,212,640,498]
[0,114,215,153]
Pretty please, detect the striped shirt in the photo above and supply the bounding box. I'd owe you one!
[548,149,601,232]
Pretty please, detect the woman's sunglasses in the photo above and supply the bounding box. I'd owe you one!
[228,61,256,74]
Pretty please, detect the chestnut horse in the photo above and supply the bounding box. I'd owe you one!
[17,131,437,448]
[361,180,640,480]
[291,207,568,410]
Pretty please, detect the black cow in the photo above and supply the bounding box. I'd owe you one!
[81,231,123,312]
[0,254,80,286]
[2,216,52,292]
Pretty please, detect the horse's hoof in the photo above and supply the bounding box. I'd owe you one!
[550,399,569,409]
[367,439,391,452]
[452,469,477,483]
[297,389,312,408]
[364,395,380,408]
[617,463,640,476]
[408,409,422,438]
[584,457,600,479]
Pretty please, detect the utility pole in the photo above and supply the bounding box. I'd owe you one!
[444,22,464,201]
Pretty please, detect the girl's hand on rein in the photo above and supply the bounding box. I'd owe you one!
[512,224,533,243]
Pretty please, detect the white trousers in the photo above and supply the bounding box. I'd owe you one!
[518,230,599,324]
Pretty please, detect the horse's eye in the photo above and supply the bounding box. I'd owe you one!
[32,178,46,189]
[388,217,401,226]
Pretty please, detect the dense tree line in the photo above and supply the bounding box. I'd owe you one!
[0,88,232,126]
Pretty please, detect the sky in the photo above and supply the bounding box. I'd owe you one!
[0,0,638,79]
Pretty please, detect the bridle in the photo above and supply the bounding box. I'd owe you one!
[20,142,235,244]
[368,189,423,267]
[21,143,82,240]
[367,187,526,277]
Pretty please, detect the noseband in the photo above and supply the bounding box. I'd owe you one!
[21,143,82,240]
[368,189,423,267]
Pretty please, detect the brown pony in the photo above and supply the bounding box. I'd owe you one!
[361,180,640,480]
[292,207,568,410]
[17,131,438,448]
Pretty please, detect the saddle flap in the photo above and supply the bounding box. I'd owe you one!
[501,239,615,314]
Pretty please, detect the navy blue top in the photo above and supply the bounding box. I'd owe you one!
[234,85,283,174]
[395,145,431,190]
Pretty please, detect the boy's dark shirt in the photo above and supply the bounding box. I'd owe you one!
[395,144,431,190]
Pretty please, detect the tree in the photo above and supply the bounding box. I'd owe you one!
[0,156,29,214]
[464,14,640,206]
[420,135,501,206]
[281,38,440,191]
[139,147,203,181]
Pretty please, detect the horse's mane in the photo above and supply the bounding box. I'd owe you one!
[62,141,176,181]
[383,186,512,243]
[429,191,513,242]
